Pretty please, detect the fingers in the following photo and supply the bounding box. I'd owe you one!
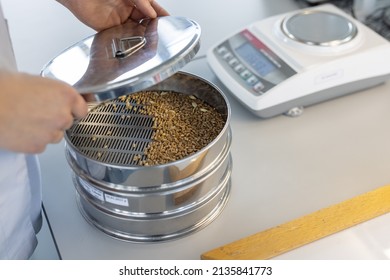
[132,0,169,18]
[51,130,65,144]
[151,0,170,17]
[45,80,87,146]
[30,130,64,153]
[71,92,88,120]
[51,78,88,120]
[43,88,84,147]
[133,0,157,18]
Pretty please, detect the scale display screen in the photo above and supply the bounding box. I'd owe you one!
[235,42,276,77]
[213,29,297,95]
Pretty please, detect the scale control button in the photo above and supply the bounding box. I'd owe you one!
[234,64,245,73]
[240,70,252,79]
[216,46,228,55]
[222,52,233,61]
[228,58,239,67]
[247,75,258,85]
[253,81,265,93]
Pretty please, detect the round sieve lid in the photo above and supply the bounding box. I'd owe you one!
[41,16,201,102]
[281,10,357,47]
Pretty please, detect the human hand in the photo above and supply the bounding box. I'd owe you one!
[0,71,87,153]
[57,0,169,31]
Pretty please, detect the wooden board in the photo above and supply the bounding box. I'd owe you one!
[201,185,390,260]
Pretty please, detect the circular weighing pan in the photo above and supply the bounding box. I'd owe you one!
[281,10,357,47]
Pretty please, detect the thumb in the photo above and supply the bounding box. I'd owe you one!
[133,0,158,18]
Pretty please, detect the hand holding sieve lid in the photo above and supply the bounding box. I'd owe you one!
[41,16,201,103]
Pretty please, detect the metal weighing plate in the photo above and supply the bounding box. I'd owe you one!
[281,10,358,46]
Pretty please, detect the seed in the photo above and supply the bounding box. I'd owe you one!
[126,100,132,110]
[127,91,225,166]
[82,90,225,166]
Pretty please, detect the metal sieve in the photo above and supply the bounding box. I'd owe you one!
[64,73,233,242]
[41,15,232,242]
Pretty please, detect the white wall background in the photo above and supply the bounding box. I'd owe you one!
[2,0,299,75]
[2,0,94,74]
[6,0,390,75]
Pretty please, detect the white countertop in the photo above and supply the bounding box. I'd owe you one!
[4,0,390,259]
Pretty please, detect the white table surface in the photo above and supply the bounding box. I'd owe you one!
[3,0,390,259]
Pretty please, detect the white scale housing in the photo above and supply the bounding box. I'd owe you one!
[207,4,390,118]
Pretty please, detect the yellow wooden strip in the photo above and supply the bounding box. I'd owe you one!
[201,185,390,260]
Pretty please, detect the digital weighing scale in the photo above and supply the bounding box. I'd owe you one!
[207,4,390,118]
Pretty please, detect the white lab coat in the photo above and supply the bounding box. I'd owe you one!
[0,3,42,259]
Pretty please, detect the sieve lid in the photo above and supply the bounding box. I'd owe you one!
[41,16,201,102]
